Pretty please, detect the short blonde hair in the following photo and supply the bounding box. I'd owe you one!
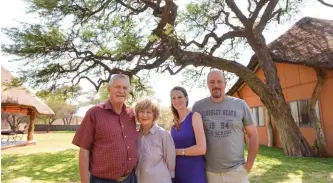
[134,97,160,122]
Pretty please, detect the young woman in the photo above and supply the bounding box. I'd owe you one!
[170,86,207,183]
[135,97,176,183]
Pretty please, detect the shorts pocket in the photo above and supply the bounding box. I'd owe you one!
[238,165,249,174]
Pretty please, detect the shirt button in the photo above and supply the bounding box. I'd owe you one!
[127,170,130,173]
[124,135,127,138]
[122,125,124,128]
[129,158,131,160]
[127,146,130,149]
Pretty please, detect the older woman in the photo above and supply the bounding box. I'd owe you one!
[135,97,176,183]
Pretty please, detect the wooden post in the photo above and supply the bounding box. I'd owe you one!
[27,109,36,141]
[265,109,274,147]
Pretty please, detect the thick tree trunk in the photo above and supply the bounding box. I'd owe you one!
[265,109,274,147]
[308,69,328,157]
[265,99,314,156]
[246,31,315,156]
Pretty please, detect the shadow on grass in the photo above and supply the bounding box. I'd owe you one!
[2,145,332,183]
[249,145,333,183]
[1,149,79,183]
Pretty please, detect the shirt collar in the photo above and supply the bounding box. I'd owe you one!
[139,124,158,135]
[149,124,158,134]
[104,100,127,113]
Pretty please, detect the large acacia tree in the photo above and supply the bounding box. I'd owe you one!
[2,0,332,156]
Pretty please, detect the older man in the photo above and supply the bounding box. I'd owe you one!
[72,74,138,183]
[192,70,259,183]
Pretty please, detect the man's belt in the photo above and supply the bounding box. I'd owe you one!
[116,171,131,182]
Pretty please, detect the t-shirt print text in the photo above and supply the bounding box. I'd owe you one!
[200,109,237,117]
[205,119,232,138]
[200,109,237,139]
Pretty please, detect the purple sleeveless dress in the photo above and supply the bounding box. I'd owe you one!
[171,112,207,183]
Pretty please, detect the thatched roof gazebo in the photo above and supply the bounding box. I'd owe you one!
[228,17,333,95]
[1,66,54,142]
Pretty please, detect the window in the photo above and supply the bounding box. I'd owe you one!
[251,106,264,126]
[288,100,320,127]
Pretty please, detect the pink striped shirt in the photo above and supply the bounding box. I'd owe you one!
[136,124,176,183]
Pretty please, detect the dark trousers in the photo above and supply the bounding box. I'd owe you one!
[90,171,137,183]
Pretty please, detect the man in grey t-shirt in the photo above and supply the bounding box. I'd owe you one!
[192,70,259,183]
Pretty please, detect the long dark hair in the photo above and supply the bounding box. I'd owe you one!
[170,86,189,130]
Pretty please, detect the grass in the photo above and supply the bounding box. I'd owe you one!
[1,132,79,183]
[2,131,78,155]
[1,149,79,183]
[249,146,333,183]
[1,131,333,183]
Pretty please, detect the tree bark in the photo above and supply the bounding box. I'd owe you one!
[265,109,274,147]
[265,99,314,156]
[308,69,328,157]
[244,31,315,156]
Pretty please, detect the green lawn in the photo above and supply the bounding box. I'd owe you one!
[1,132,79,183]
[249,146,333,183]
[1,131,333,183]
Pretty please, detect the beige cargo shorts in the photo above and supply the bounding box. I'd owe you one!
[206,165,250,183]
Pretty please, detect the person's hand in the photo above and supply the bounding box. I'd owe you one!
[243,162,253,173]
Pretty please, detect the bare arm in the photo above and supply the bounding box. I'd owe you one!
[79,147,90,183]
[176,112,206,156]
[243,124,259,173]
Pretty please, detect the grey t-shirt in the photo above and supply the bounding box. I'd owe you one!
[192,96,255,173]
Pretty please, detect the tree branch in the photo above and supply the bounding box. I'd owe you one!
[308,68,328,157]
[209,30,245,55]
[168,37,272,98]
[162,65,186,75]
[225,0,249,26]
[220,9,243,30]
[317,0,333,8]
[132,50,171,73]
[247,0,254,17]
[182,29,245,54]
[76,76,100,91]
[81,0,113,23]
[255,0,279,32]
[250,0,269,23]
[183,32,219,48]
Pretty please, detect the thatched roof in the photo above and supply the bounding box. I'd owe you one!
[1,66,54,116]
[227,17,333,96]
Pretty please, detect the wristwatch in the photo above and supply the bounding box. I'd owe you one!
[181,149,186,156]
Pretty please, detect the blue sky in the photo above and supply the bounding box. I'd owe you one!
[1,0,332,116]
